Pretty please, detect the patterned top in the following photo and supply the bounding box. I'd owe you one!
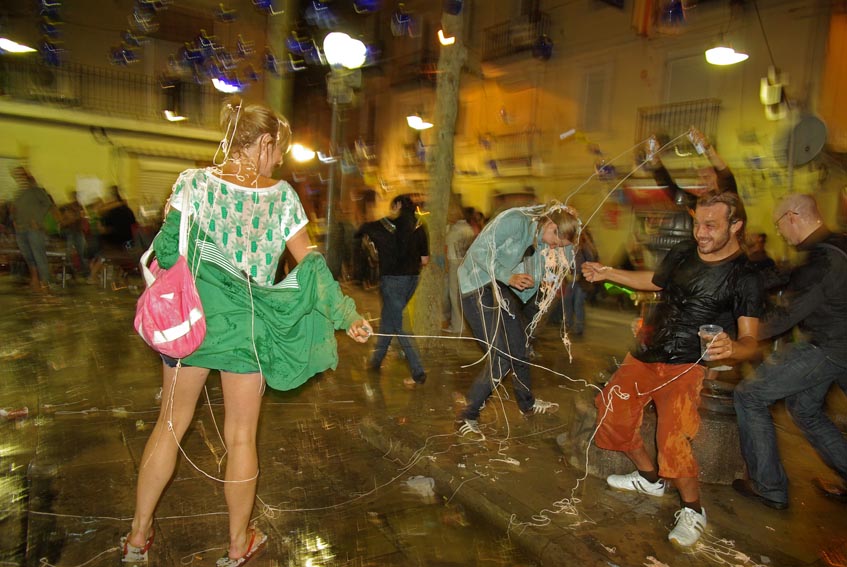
[168,168,308,286]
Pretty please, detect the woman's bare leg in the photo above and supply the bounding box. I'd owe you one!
[127,363,210,547]
[220,371,264,558]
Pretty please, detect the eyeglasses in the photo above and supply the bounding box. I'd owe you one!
[774,210,795,229]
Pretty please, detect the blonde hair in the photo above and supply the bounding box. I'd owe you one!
[539,202,580,242]
[219,96,292,159]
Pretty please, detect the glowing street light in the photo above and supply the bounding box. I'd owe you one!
[163,110,187,122]
[705,45,748,65]
[322,32,366,70]
[211,76,242,93]
[406,114,433,130]
[0,37,37,53]
[322,31,367,276]
[291,143,316,162]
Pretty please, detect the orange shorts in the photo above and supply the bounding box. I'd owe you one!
[594,353,705,479]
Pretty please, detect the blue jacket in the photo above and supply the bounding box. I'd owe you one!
[458,208,571,303]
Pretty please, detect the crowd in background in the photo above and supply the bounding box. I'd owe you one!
[1,166,151,291]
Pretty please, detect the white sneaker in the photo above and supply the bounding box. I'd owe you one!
[457,419,485,441]
[668,506,707,547]
[528,399,559,415]
[607,470,666,497]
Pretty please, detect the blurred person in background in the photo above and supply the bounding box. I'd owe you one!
[59,189,90,278]
[88,185,137,283]
[358,194,429,386]
[10,166,55,292]
[444,201,475,333]
[562,227,599,336]
[746,232,776,271]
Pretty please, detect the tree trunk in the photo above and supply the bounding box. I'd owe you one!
[411,10,467,347]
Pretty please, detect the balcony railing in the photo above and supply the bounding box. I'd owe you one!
[635,98,721,144]
[482,12,551,61]
[0,58,223,129]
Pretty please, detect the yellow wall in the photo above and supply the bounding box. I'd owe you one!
[367,0,841,265]
[0,116,114,204]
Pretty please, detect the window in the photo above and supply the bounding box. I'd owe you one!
[581,65,612,133]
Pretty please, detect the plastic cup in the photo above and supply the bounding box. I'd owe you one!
[699,324,722,361]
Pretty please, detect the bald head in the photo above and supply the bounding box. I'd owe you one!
[773,194,824,246]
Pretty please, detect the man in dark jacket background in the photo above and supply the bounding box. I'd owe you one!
[734,193,847,509]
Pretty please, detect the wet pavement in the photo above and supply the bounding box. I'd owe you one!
[1,274,846,566]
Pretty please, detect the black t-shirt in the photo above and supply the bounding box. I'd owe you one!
[636,240,764,364]
[101,204,137,246]
[356,217,429,277]
[396,223,429,276]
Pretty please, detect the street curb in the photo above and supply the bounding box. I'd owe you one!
[359,416,611,566]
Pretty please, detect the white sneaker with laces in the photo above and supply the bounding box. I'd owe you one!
[457,419,485,441]
[668,506,707,547]
[606,470,666,497]
[529,399,559,415]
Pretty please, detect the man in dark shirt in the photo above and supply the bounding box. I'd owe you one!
[88,185,138,284]
[99,186,137,247]
[356,194,429,385]
[11,166,55,291]
[582,191,764,548]
[746,232,776,271]
[733,194,847,509]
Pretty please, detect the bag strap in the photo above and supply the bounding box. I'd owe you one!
[138,177,194,281]
[178,180,191,258]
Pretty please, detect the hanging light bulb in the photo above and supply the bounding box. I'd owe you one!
[705,45,748,65]
[406,114,433,130]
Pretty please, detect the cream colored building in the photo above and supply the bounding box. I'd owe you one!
[1,0,844,265]
[358,0,845,265]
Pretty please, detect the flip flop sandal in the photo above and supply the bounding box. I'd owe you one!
[121,530,154,563]
[216,528,268,567]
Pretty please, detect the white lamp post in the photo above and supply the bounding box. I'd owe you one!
[322,32,366,276]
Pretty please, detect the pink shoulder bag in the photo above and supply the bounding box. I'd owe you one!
[134,185,206,358]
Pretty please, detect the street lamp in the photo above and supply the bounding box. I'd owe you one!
[0,37,37,53]
[322,32,366,277]
[291,143,316,162]
[406,113,433,130]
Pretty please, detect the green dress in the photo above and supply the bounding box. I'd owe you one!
[151,168,362,391]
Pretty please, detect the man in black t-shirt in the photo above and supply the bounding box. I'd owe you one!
[734,194,847,509]
[582,191,764,548]
[356,194,429,385]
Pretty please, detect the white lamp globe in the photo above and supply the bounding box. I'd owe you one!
[323,32,367,69]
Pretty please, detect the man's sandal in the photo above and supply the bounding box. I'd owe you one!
[216,527,268,567]
[121,530,154,563]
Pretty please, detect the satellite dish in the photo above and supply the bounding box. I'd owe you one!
[773,114,827,166]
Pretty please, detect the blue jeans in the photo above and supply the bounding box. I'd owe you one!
[734,342,847,504]
[16,229,50,283]
[460,283,534,420]
[371,275,425,380]
[66,230,89,275]
[563,281,586,334]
